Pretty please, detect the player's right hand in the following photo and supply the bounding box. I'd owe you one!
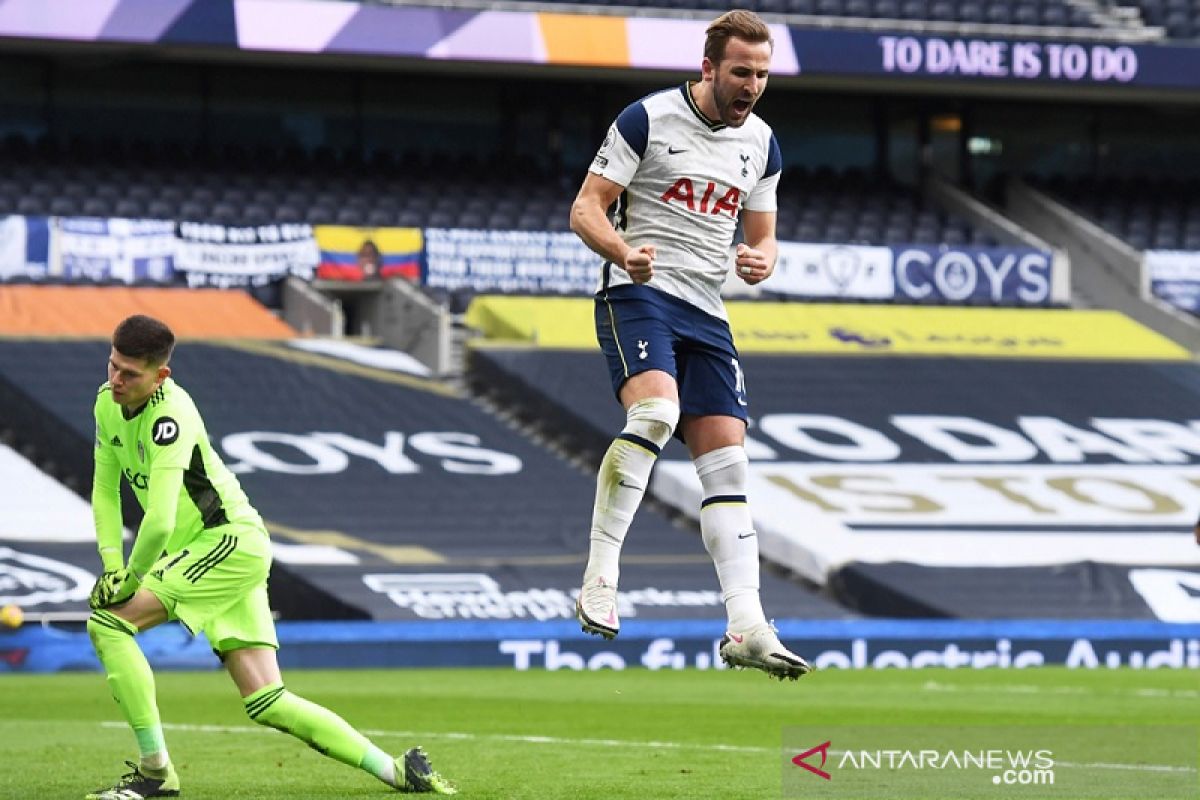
[89,570,121,609]
[624,245,656,284]
[89,568,139,609]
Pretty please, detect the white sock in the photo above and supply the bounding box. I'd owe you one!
[379,755,398,788]
[695,445,768,632]
[584,397,679,585]
[139,750,169,772]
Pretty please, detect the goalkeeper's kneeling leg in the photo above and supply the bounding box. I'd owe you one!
[244,682,372,768]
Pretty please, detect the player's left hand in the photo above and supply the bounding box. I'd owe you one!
[735,243,773,285]
[89,568,140,609]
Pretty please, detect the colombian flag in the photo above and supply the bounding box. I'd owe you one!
[314,225,422,282]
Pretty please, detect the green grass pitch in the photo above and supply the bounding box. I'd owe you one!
[2,666,1196,799]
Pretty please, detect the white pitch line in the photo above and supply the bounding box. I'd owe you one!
[100,721,771,754]
[921,680,1199,699]
[1058,761,1196,774]
[98,722,1198,773]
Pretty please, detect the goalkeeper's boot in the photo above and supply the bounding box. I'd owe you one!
[86,760,180,799]
[719,623,813,681]
[397,746,457,794]
[575,575,619,639]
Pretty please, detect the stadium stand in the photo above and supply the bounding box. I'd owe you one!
[1033,175,1200,251]
[467,300,1200,619]
[1123,0,1200,37]
[0,336,852,622]
[0,286,295,338]
[0,139,575,233]
[360,0,1160,39]
[0,139,997,249]
[777,167,997,245]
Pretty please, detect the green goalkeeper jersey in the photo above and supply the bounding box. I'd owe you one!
[92,377,265,576]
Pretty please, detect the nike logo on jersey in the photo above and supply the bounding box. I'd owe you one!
[618,480,642,491]
[668,146,687,154]
[737,532,756,539]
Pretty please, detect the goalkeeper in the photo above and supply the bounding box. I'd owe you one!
[86,314,455,799]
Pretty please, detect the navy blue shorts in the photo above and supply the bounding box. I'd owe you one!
[594,284,748,422]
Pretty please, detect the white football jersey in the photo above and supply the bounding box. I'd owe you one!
[588,82,781,320]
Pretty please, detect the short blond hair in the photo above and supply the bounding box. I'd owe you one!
[704,10,773,64]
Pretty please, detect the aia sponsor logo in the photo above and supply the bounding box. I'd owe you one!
[660,179,740,218]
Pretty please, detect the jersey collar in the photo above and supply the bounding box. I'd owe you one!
[681,82,726,132]
[119,378,170,420]
[121,400,149,421]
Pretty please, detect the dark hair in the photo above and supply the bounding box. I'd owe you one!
[112,315,175,365]
[704,10,773,64]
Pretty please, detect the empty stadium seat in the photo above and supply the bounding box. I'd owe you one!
[273,205,304,223]
[48,197,78,216]
[1040,5,1068,25]
[985,2,1012,24]
[928,0,956,21]
[113,199,144,218]
[305,206,334,225]
[872,0,900,16]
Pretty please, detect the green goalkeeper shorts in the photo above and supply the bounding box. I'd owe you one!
[142,521,279,655]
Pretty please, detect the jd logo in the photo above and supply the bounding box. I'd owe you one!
[152,417,179,446]
[792,740,832,780]
[123,468,149,490]
[0,547,93,606]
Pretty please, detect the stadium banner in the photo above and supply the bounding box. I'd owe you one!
[892,245,1053,305]
[464,295,1189,359]
[423,228,597,294]
[0,215,50,280]
[771,242,895,300]
[3,619,1198,673]
[771,242,1055,304]
[9,2,1200,92]
[314,225,422,282]
[1145,249,1200,314]
[173,221,318,288]
[57,217,176,284]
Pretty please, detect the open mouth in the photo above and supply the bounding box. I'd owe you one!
[731,98,752,117]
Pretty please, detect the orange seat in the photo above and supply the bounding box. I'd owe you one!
[0,286,295,339]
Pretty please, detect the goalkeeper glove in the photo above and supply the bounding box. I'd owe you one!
[88,568,140,609]
[89,570,119,609]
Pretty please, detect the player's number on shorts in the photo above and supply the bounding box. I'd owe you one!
[731,358,748,406]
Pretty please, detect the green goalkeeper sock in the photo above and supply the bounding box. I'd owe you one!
[244,682,397,786]
[87,609,169,767]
